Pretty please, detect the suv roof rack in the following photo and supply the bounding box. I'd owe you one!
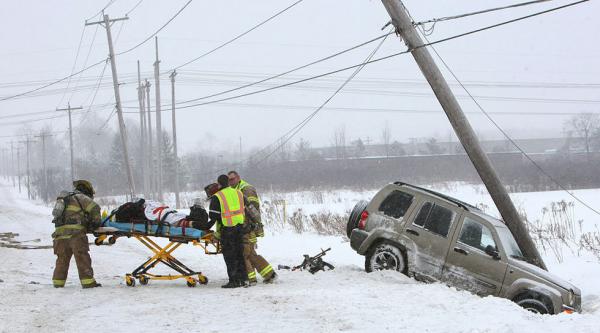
[393,181,480,211]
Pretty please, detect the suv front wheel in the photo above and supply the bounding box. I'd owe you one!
[365,241,407,274]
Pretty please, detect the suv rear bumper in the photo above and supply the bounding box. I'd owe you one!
[350,229,369,252]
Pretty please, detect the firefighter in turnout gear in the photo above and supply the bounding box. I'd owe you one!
[51,180,102,288]
[228,171,276,285]
[208,175,248,288]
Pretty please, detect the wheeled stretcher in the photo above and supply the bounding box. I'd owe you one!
[93,219,221,287]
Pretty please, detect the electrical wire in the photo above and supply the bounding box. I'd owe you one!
[0,58,107,102]
[216,30,392,175]
[415,0,552,26]
[57,26,87,107]
[126,0,145,16]
[116,0,193,56]
[172,0,591,111]
[414,13,600,217]
[169,0,304,72]
[175,32,393,105]
[69,24,100,102]
[85,0,118,22]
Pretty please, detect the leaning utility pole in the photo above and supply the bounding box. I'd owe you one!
[57,103,83,182]
[34,132,53,202]
[137,61,148,198]
[170,70,180,208]
[153,37,163,201]
[19,137,35,200]
[380,0,546,270]
[86,14,136,198]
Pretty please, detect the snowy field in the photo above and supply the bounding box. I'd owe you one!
[1,182,599,332]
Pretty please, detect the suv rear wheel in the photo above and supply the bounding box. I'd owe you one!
[365,241,407,274]
[346,200,368,238]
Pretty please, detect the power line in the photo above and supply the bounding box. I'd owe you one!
[69,24,100,102]
[175,32,393,105]
[126,0,145,16]
[172,0,591,111]
[415,0,552,26]
[57,26,87,107]
[170,0,305,72]
[242,30,392,170]
[0,58,107,102]
[85,0,118,21]
[414,12,600,217]
[116,0,193,56]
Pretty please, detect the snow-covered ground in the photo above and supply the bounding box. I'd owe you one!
[1,182,599,332]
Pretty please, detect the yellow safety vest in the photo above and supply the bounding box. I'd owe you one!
[215,187,245,227]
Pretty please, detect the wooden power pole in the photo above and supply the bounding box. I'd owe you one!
[57,103,83,182]
[137,61,148,198]
[86,14,136,198]
[170,70,180,208]
[380,0,546,270]
[153,37,163,201]
[145,79,154,200]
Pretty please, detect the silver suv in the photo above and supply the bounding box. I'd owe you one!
[348,182,581,314]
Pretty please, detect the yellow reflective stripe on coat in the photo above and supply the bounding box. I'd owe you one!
[65,204,82,212]
[80,278,96,285]
[53,279,66,286]
[259,265,274,277]
[248,271,257,279]
[84,202,97,213]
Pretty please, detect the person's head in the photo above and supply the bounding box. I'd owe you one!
[204,183,220,198]
[227,170,241,187]
[217,174,230,188]
[73,179,95,198]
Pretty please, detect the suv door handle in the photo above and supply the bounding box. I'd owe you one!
[406,229,419,236]
[453,247,468,255]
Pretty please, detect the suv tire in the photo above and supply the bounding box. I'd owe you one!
[365,241,407,274]
[347,200,368,238]
[516,298,551,315]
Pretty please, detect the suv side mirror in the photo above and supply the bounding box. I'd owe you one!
[485,245,500,260]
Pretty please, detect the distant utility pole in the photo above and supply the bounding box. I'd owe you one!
[10,141,15,187]
[153,37,163,201]
[86,14,136,198]
[19,137,35,200]
[145,79,154,200]
[137,61,148,198]
[35,132,53,202]
[170,70,180,208]
[16,146,22,193]
[57,103,83,182]
[380,0,546,270]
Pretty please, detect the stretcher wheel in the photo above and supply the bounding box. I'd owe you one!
[186,279,197,288]
[197,274,208,285]
[139,275,149,285]
[108,236,117,245]
[94,238,103,246]
[125,275,136,287]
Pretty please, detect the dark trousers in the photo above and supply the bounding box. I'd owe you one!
[52,233,96,287]
[220,224,246,283]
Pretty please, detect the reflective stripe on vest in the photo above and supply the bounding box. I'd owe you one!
[215,188,245,227]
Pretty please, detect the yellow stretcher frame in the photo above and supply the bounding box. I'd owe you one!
[94,231,221,287]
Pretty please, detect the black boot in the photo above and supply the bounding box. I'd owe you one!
[82,282,102,289]
[221,281,240,289]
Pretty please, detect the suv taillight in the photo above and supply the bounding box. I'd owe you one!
[358,211,369,230]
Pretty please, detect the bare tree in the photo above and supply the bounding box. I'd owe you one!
[295,138,312,161]
[564,113,600,157]
[381,122,391,158]
[332,125,347,159]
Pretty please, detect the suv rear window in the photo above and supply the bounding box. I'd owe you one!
[413,202,454,237]
[378,191,414,219]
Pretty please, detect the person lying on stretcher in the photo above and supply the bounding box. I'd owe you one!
[113,198,212,230]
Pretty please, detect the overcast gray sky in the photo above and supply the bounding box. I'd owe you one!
[0,0,598,154]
